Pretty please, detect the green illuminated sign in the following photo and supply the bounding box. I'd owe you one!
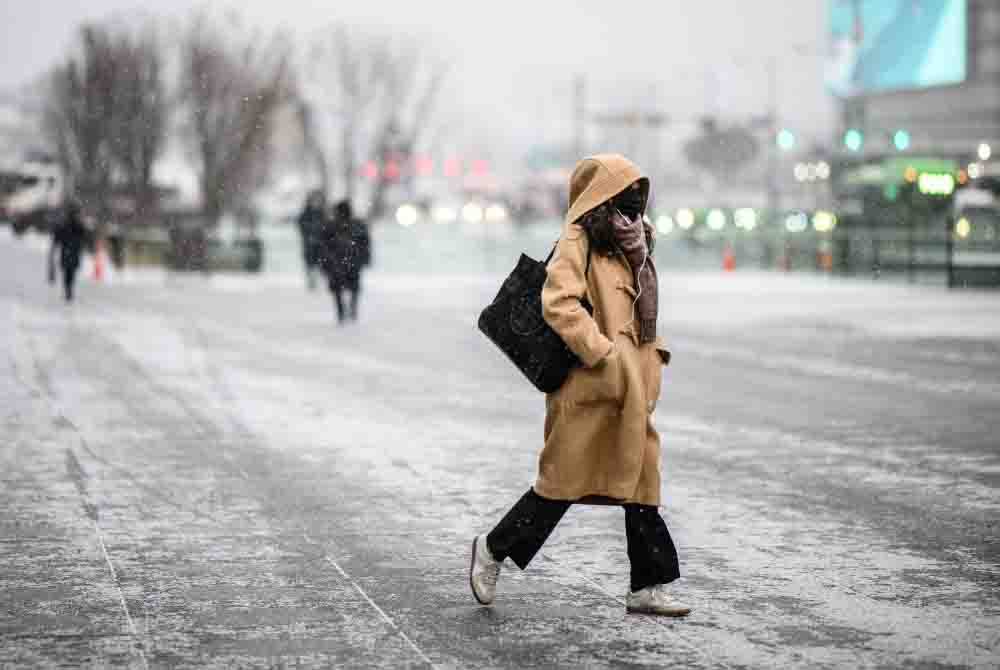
[917,173,955,196]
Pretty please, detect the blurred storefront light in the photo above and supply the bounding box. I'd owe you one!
[795,162,831,182]
[706,209,726,231]
[785,212,809,233]
[484,204,507,223]
[734,208,757,231]
[844,128,864,152]
[431,205,457,224]
[968,163,983,179]
[462,202,484,224]
[893,129,911,152]
[777,129,796,151]
[955,217,971,238]
[676,208,695,230]
[395,204,419,227]
[812,210,837,233]
[656,214,675,235]
[978,143,992,161]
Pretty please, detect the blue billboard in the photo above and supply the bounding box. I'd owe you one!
[827,0,967,97]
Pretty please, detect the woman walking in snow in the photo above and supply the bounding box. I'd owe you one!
[470,154,689,617]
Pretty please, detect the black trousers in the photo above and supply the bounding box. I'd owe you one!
[486,488,680,593]
[62,262,79,302]
[329,274,360,322]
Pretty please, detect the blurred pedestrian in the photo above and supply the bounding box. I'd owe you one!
[319,200,370,323]
[107,222,126,270]
[48,198,89,303]
[469,155,690,617]
[297,190,325,290]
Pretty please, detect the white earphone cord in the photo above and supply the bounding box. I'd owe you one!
[615,208,648,331]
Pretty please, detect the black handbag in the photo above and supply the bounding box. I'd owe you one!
[478,242,591,393]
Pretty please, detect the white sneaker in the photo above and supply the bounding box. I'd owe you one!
[625,584,691,617]
[469,534,501,605]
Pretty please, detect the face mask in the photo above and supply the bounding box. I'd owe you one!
[612,189,644,222]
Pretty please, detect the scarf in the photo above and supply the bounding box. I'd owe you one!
[611,213,658,344]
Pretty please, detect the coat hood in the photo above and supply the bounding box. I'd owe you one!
[564,154,648,226]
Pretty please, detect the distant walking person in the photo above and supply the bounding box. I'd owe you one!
[320,200,371,323]
[297,190,326,291]
[469,155,690,617]
[48,199,89,303]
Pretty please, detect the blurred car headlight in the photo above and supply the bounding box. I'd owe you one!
[812,210,837,233]
[676,208,695,230]
[706,209,726,231]
[396,204,420,227]
[734,208,757,231]
[431,205,457,224]
[485,204,507,223]
[462,202,484,224]
[785,212,809,233]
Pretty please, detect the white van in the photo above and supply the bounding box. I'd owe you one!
[1,162,65,233]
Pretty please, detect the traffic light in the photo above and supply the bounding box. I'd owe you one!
[844,128,864,152]
[777,129,796,151]
[893,129,911,152]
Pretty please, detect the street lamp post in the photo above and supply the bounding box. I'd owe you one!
[767,55,779,231]
[733,45,811,232]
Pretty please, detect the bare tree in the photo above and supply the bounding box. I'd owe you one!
[295,97,329,195]
[179,12,290,226]
[106,26,167,222]
[299,25,447,218]
[42,22,168,223]
[42,25,118,215]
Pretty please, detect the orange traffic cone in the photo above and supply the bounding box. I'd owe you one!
[722,245,736,272]
[92,237,105,282]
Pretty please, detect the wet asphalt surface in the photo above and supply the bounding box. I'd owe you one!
[1,235,999,669]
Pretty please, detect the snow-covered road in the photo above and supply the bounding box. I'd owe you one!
[2,232,999,668]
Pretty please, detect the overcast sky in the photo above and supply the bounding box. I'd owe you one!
[1,1,836,167]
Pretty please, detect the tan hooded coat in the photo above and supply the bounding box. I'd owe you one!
[534,155,670,506]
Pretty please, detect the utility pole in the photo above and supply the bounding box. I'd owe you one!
[766,55,779,227]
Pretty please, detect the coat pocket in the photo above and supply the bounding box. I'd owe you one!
[560,346,624,406]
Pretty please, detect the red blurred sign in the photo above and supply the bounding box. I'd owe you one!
[470,159,490,177]
[443,158,461,178]
[415,156,434,176]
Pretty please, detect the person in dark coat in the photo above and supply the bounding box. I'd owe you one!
[297,190,326,290]
[319,199,371,323]
[48,199,89,303]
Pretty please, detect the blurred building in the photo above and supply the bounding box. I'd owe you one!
[830,0,999,172]
[826,0,1000,285]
